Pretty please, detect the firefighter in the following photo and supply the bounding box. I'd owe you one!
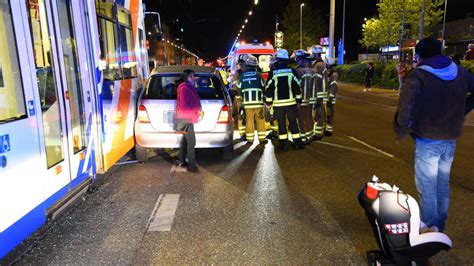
[311,45,329,140]
[265,49,305,150]
[325,61,338,136]
[265,55,279,140]
[232,56,248,140]
[236,55,267,144]
[294,49,315,144]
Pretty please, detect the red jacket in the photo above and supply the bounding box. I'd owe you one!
[176,82,201,124]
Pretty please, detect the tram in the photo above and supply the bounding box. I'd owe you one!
[0,0,148,258]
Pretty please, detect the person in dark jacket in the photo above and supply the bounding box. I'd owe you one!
[394,37,474,232]
[175,69,202,173]
[364,62,374,91]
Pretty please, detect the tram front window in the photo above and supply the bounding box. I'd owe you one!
[26,0,65,168]
[57,0,86,153]
[0,0,26,123]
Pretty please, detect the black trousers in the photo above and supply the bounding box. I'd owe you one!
[178,124,196,168]
[274,105,301,140]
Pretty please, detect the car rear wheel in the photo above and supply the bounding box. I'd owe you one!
[135,144,149,162]
[222,143,233,161]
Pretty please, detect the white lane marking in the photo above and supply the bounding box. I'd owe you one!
[148,194,180,232]
[337,95,397,111]
[309,141,383,157]
[347,136,395,158]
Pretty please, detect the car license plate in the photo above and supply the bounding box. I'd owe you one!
[163,111,175,124]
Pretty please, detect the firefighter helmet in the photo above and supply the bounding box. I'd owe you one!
[311,45,323,54]
[293,49,308,60]
[275,49,289,60]
[244,55,258,67]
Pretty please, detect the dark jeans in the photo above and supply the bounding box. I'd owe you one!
[178,124,196,168]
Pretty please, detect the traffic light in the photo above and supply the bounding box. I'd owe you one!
[275,31,284,49]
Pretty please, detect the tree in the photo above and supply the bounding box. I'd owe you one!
[282,0,327,53]
[360,0,444,49]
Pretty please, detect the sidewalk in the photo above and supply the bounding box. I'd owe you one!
[338,82,474,126]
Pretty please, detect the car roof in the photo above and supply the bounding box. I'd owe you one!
[151,65,218,76]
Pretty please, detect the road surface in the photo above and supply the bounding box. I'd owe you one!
[4,83,473,265]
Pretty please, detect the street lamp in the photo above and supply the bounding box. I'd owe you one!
[441,0,448,50]
[254,0,259,5]
[300,3,305,49]
[249,10,253,16]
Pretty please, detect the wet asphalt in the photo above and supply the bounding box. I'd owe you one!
[4,83,473,265]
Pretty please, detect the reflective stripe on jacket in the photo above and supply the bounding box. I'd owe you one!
[237,71,265,108]
[265,63,302,107]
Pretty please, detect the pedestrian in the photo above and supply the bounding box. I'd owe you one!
[175,69,203,173]
[310,45,329,140]
[325,61,338,136]
[394,37,474,232]
[396,61,407,93]
[294,50,315,144]
[364,62,374,91]
[265,49,305,150]
[235,55,267,144]
[464,43,474,60]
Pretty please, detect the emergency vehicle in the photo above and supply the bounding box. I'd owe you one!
[0,0,148,259]
[228,42,275,83]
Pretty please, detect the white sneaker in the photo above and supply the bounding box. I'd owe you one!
[368,88,372,92]
[363,89,367,92]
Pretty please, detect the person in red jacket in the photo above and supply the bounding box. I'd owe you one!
[175,69,202,173]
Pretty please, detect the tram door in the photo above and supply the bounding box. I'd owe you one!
[25,0,95,200]
[49,0,96,187]
[0,1,46,253]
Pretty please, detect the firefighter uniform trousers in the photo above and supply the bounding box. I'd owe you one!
[232,74,247,138]
[274,105,300,141]
[245,107,266,142]
[297,105,313,141]
[295,68,315,142]
[325,97,336,134]
[325,72,338,134]
[312,70,328,138]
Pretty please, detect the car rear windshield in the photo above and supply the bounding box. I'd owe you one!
[143,74,225,100]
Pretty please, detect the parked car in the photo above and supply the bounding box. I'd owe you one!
[135,66,234,161]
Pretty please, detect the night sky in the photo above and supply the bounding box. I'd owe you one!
[144,0,473,61]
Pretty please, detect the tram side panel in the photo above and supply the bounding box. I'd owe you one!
[93,0,148,172]
[0,0,97,259]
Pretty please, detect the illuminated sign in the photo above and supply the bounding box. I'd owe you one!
[275,31,284,48]
[320,37,329,46]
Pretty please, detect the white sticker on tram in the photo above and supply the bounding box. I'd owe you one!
[147,194,180,232]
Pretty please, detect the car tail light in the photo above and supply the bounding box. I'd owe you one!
[217,105,230,124]
[137,105,150,123]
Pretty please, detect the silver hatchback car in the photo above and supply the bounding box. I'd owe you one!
[135,66,234,161]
